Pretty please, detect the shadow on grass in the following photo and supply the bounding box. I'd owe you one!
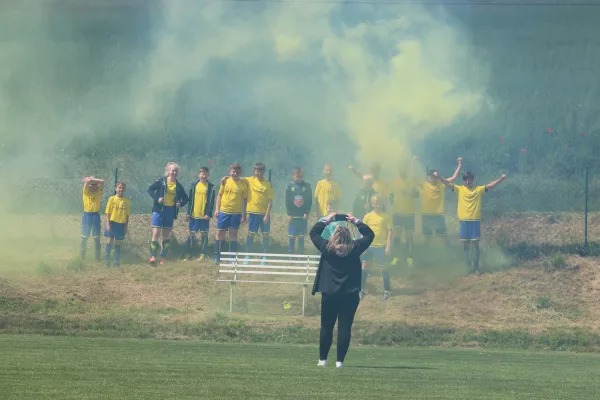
[347,365,437,370]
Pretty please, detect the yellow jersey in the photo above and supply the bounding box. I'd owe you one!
[82,186,103,213]
[164,180,177,206]
[219,178,248,214]
[314,179,342,216]
[244,177,274,215]
[390,177,415,215]
[372,179,388,198]
[421,181,446,215]
[192,181,209,219]
[105,195,130,224]
[455,185,486,221]
[363,211,392,248]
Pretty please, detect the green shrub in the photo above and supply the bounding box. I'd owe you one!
[549,254,568,270]
[536,296,552,309]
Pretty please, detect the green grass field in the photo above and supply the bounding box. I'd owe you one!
[2,336,600,399]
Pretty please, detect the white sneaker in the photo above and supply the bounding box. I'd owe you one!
[336,361,344,368]
[317,360,327,367]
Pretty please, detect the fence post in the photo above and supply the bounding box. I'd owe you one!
[113,168,118,195]
[585,167,589,248]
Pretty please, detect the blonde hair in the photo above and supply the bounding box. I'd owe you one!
[165,162,180,175]
[326,225,355,257]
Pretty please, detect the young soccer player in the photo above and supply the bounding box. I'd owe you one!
[220,162,274,262]
[361,195,393,300]
[80,176,105,261]
[104,181,130,267]
[419,157,462,246]
[314,164,342,219]
[184,167,215,262]
[389,156,419,267]
[349,162,388,199]
[434,171,507,274]
[285,167,312,254]
[213,163,248,264]
[148,162,189,266]
[318,200,345,240]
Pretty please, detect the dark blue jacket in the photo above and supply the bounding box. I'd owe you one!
[148,177,189,219]
[186,180,216,218]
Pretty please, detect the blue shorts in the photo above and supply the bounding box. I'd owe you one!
[104,221,126,241]
[362,247,388,266]
[81,212,101,238]
[217,212,242,231]
[152,206,176,229]
[189,218,210,233]
[459,220,481,241]
[248,213,270,234]
[393,214,415,231]
[288,218,307,237]
[422,215,447,236]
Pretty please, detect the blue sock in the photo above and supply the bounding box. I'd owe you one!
[214,240,221,262]
[382,270,391,291]
[288,237,296,254]
[114,245,121,265]
[463,245,471,267]
[474,244,481,271]
[105,243,112,265]
[297,237,305,254]
[150,241,159,257]
[160,239,171,258]
[94,238,101,260]
[230,241,238,253]
[262,236,270,253]
[80,237,88,259]
[245,234,255,251]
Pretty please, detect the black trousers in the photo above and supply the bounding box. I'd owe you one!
[319,292,360,362]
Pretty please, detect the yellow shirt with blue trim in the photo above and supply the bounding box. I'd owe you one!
[105,195,130,224]
[363,211,392,248]
[164,180,177,206]
[83,186,103,213]
[390,177,415,215]
[244,177,274,215]
[219,178,248,214]
[314,179,342,216]
[455,185,486,221]
[192,181,209,219]
[421,181,446,215]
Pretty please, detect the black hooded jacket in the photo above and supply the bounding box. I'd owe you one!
[309,221,374,295]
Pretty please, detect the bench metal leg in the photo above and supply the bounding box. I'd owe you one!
[230,282,235,313]
[302,285,306,317]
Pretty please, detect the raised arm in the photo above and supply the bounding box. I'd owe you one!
[350,214,374,254]
[486,174,507,190]
[348,165,363,179]
[409,156,419,180]
[309,213,335,251]
[446,157,462,183]
[83,176,105,190]
[433,171,455,190]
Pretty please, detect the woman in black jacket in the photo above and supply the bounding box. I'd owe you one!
[147,162,189,266]
[310,212,374,368]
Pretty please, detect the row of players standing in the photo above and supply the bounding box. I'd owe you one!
[80,159,507,281]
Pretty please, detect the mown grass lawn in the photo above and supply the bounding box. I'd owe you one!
[2,335,600,399]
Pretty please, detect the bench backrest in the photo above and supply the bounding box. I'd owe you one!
[217,252,319,285]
